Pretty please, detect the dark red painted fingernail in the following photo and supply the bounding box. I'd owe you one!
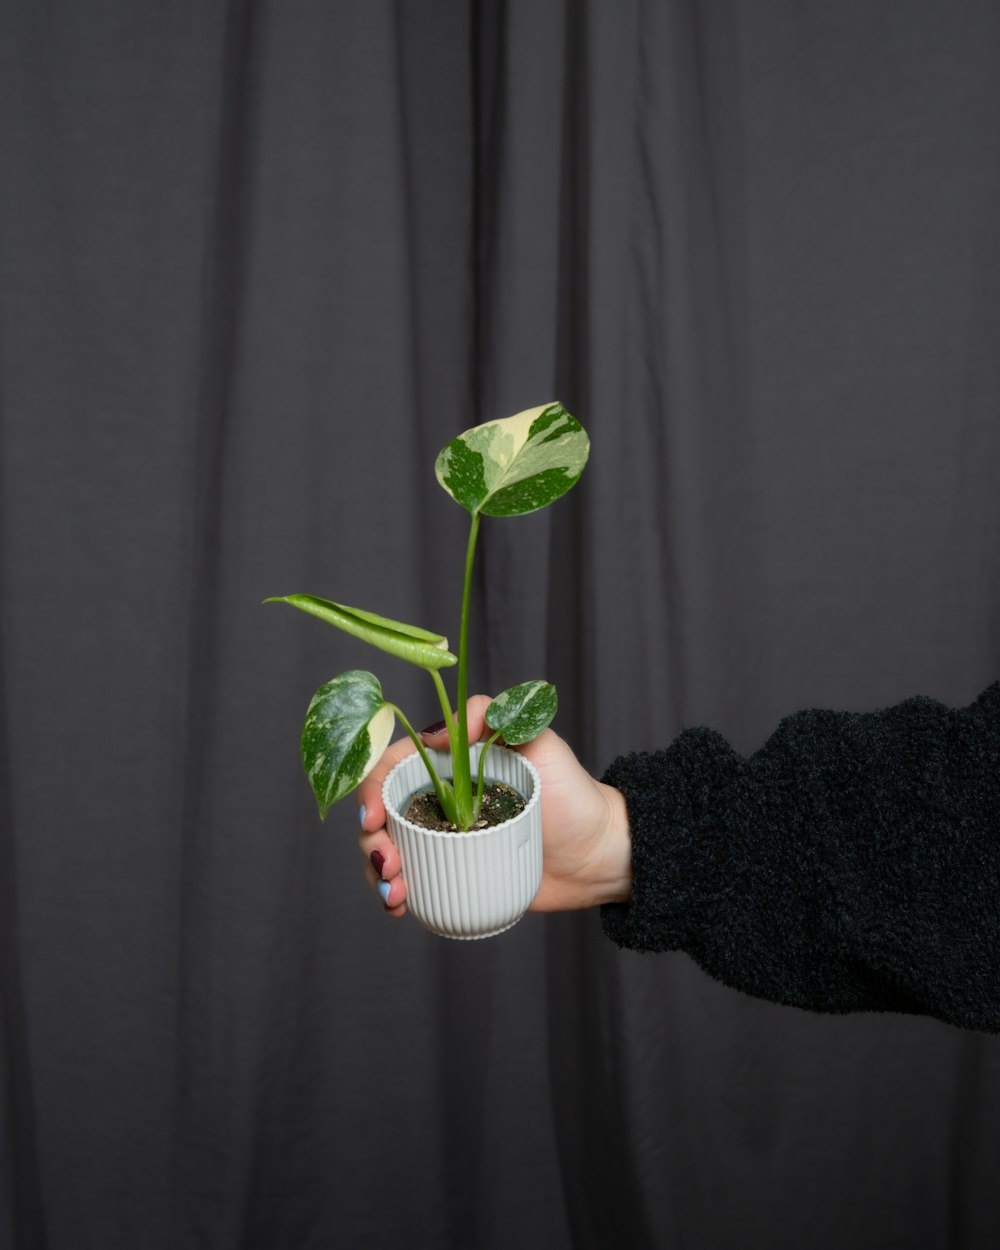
[419,719,447,737]
[370,850,385,878]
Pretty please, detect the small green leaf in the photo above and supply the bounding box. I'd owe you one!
[264,595,457,670]
[301,670,395,818]
[485,680,558,745]
[435,403,590,517]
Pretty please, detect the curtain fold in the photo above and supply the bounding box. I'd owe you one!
[2,3,998,1248]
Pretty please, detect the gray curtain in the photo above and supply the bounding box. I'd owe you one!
[2,2,998,1248]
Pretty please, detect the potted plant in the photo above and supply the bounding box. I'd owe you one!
[266,402,590,938]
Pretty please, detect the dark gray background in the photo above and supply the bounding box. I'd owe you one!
[1,2,998,1248]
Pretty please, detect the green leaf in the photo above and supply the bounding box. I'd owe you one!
[264,595,457,670]
[301,670,396,817]
[485,680,558,745]
[435,403,590,517]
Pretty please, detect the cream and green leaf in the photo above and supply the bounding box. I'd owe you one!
[302,671,395,818]
[469,680,558,818]
[264,595,457,670]
[435,403,590,517]
[485,681,558,744]
[268,404,589,831]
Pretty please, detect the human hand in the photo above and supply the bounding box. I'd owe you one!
[356,695,632,918]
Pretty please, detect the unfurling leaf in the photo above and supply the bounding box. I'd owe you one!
[265,595,457,670]
[435,403,590,517]
[301,670,395,817]
[485,680,558,745]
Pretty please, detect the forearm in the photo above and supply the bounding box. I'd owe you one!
[600,682,1000,1032]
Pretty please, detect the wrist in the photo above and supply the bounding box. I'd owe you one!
[592,782,633,906]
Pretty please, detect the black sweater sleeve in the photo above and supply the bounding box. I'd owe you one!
[600,683,1000,1032]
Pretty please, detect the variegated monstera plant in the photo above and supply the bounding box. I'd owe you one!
[267,403,590,831]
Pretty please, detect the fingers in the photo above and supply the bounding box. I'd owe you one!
[418,693,493,751]
[359,820,408,916]
[356,728,422,918]
[357,734,417,917]
[356,732,417,833]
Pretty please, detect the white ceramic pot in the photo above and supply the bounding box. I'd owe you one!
[382,742,542,939]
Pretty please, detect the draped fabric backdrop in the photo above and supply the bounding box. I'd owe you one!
[2,3,998,1248]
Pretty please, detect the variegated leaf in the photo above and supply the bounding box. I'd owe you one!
[265,595,457,670]
[301,670,396,818]
[485,680,558,745]
[435,403,589,517]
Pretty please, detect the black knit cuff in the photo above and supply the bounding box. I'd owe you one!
[599,727,744,953]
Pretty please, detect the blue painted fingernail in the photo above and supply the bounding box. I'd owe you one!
[358,803,367,830]
[377,880,392,905]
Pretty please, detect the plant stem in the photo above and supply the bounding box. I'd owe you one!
[453,510,481,827]
[388,704,458,825]
[429,668,458,758]
[473,729,503,821]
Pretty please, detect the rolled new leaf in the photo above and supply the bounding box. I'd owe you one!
[435,403,590,517]
[302,670,395,817]
[264,595,457,670]
[485,680,558,745]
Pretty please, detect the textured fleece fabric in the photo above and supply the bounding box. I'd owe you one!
[601,683,1000,1032]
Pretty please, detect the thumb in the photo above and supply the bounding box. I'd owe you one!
[419,693,493,749]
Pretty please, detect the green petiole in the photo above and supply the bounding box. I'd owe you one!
[389,703,458,825]
[429,667,458,761]
[473,729,503,821]
[452,510,481,828]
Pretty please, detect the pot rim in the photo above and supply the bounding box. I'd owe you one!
[382,743,541,841]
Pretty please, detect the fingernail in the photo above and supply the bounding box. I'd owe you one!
[377,880,392,905]
[370,849,385,878]
[419,719,447,738]
[358,803,367,830]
